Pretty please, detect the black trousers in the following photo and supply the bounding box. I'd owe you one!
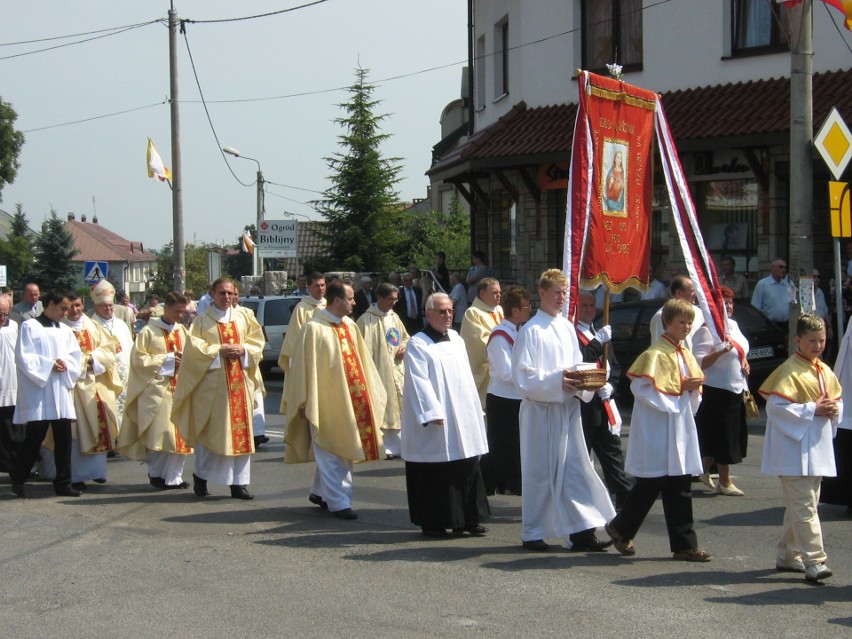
[580,398,632,496]
[10,419,73,487]
[610,475,698,553]
[0,406,24,473]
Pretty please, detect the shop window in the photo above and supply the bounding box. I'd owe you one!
[697,179,759,278]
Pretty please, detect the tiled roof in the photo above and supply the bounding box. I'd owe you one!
[65,219,157,263]
[428,68,852,176]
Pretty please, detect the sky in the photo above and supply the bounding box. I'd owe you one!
[0,1,469,251]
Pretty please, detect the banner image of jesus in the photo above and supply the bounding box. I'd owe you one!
[602,142,628,214]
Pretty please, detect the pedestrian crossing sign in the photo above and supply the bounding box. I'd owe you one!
[83,260,108,283]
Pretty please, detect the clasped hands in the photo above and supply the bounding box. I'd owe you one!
[815,396,839,418]
[219,344,245,360]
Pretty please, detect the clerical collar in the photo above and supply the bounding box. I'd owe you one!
[64,317,84,330]
[35,313,60,328]
[319,309,343,325]
[308,295,325,306]
[98,316,114,331]
[211,305,232,322]
[423,324,450,343]
[370,303,387,317]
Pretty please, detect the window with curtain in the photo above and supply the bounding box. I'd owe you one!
[732,0,788,53]
[582,0,643,72]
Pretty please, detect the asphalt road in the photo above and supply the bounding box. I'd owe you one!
[1,378,849,638]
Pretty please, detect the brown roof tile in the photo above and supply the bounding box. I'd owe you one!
[65,220,157,263]
[428,68,852,175]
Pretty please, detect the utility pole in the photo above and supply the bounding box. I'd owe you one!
[169,2,186,292]
[788,0,813,330]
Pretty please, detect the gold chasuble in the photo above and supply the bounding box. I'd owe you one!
[217,321,252,455]
[331,322,381,461]
[283,313,387,465]
[71,317,122,455]
[627,334,703,396]
[117,323,192,460]
[172,306,264,457]
[759,352,842,404]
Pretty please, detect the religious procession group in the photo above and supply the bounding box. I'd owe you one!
[0,265,844,584]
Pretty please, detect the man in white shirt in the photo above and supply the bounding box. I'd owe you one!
[751,259,794,333]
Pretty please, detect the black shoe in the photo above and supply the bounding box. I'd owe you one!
[71,482,87,491]
[569,534,614,552]
[164,481,189,490]
[193,473,209,497]
[149,475,167,490]
[11,483,25,498]
[253,435,270,448]
[332,508,358,520]
[452,525,488,536]
[92,477,107,484]
[422,527,449,538]
[107,450,117,458]
[522,539,550,552]
[55,484,81,497]
[309,493,329,510]
[230,485,254,500]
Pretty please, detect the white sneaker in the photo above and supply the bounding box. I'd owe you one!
[804,563,833,582]
[716,482,744,496]
[698,473,716,490]
[775,557,806,573]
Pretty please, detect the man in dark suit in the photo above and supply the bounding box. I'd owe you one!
[353,275,375,320]
[574,290,632,521]
[395,273,423,336]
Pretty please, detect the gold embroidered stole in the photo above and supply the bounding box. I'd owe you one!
[217,321,252,454]
[163,328,192,454]
[74,328,113,453]
[331,322,380,461]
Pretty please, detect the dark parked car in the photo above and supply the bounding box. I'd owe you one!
[595,299,787,401]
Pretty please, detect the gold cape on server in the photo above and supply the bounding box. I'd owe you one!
[627,335,703,396]
[117,321,193,461]
[283,313,387,464]
[759,352,842,403]
[172,306,264,456]
[356,305,409,431]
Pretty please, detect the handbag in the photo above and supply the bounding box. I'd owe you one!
[743,389,760,421]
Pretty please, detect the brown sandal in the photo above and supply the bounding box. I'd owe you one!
[605,522,636,556]
[673,549,713,562]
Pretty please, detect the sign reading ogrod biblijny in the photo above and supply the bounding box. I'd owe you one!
[257,220,298,258]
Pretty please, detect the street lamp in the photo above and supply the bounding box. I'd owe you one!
[223,146,264,278]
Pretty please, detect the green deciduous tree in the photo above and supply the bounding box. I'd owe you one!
[0,98,25,203]
[30,209,79,291]
[150,243,213,298]
[313,67,403,272]
[0,202,34,288]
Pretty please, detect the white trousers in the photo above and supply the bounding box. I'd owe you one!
[253,389,265,437]
[777,476,827,567]
[194,443,250,486]
[311,440,353,512]
[147,450,188,486]
[382,429,401,456]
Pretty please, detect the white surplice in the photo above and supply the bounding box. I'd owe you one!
[512,310,616,542]
[401,330,488,463]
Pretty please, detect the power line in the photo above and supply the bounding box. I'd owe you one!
[21,101,166,133]
[0,20,163,61]
[0,20,162,46]
[183,0,328,25]
[265,179,324,195]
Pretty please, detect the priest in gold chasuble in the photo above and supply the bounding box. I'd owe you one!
[172,278,264,500]
[284,280,387,519]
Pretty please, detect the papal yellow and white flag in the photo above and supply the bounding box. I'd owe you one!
[146,137,172,182]
[241,230,256,254]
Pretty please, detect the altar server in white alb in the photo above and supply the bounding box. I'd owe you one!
[356,282,409,459]
[512,269,616,552]
[10,290,83,498]
[402,292,490,538]
[0,294,20,474]
[117,292,194,489]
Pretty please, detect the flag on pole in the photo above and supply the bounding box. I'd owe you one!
[777,0,852,30]
[241,230,256,254]
[146,137,172,183]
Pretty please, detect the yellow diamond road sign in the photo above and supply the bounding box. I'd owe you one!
[815,107,852,181]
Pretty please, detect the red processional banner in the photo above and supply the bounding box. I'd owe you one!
[564,71,656,320]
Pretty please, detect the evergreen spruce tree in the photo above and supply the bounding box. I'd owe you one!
[0,202,34,288]
[313,67,403,272]
[30,209,79,291]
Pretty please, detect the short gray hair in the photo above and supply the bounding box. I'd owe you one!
[425,292,451,311]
